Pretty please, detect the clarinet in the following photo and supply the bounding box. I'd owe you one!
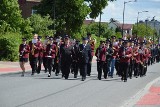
[48,44,53,57]
[20,44,26,57]
[97,47,101,62]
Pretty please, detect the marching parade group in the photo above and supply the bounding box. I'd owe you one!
[19,33,160,82]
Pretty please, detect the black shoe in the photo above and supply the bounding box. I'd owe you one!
[87,74,90,76]
[48,74,51,77]
[124,80,127,82]
[55,73,59,76]
[74,75,77,78]
[31,73,34,75]
[82,77,86,81]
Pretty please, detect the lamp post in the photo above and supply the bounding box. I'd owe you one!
[152,16,156,44]
[122,0,137,37]
[136,11,148,38]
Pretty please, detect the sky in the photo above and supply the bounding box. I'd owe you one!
[90,0,160,24]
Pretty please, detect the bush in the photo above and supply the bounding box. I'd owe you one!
[0,32,21,61]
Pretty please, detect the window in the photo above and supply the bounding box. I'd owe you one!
[32,9,37,14]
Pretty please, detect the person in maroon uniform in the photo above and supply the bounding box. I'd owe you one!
[95,41,106,80]
[43,36,49,73]
[29,34,41,75]
[118,40,132,82]
[87,33,95,76]
[37,36,44,74]
[45,37,57,77]
[133,43,140,78]
[19,38,30,76]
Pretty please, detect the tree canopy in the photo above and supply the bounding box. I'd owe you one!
[35,0,116,35]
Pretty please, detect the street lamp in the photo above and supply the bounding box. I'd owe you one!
[152,16,156,44]
[122,0,137,37]
[136,11,148,38]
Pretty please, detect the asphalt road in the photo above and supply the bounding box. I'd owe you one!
[0,62,160,107]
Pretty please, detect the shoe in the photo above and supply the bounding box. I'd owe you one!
[124,80,127,82]
[87,74,90,76]
[21,74,24,77]
[55,73,59,76]
[74,75,77,78]
[82,77,86,81]
[48,74,51,77]
[31,73,34,75]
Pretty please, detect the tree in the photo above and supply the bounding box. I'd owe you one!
[86,22,114,38]
[0,0,23,33]
[132,23,155,38]
[28,14,54,36]
[85,0,116,19]
[35,0,116,35]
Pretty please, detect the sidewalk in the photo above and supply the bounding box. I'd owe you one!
[134,79,160,107]
[0,61,31,74]
[0,56,97,75]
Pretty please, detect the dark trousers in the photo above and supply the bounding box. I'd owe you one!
[115,59,120,76]
[106,59,112,78]
[72,61,79,76]
[80,63,87,78]
[139,63,144,77]
[37,57,43,73]
[156,55,160,63]
[97,61,106,80]
[121,62,129,81]
[61,62,71,79]
[129,59,135,78]
[87,56,93,75]
[43,57,48,71]
[47,58,54,75]
[29,55,38,74]
[134,63,140,77]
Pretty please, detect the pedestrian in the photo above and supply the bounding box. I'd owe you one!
[78,37,92,81]
[19,38,30,76]
[46,37,57,77]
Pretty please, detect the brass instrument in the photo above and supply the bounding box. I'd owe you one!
[31,43,35,55]
[20,44,26,57]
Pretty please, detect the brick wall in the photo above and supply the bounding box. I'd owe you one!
[18,0,40,18]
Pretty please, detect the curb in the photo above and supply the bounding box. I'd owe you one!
[121,76,160,107]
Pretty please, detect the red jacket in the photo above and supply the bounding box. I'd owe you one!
[95,47,106,62]
[19,44,30,58]
[118,46,132,63]
[29,41,41,57]
[38,41,44,58]
[45,44,57,58]
[112,45,119,59]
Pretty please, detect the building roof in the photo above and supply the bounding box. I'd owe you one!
[118,24,133,30]
[26,0,41,2]
[84,20,95,25]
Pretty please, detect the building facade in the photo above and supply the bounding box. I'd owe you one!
[18,0,41,18]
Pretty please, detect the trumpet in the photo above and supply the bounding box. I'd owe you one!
[31,43,35,55]
[20,44,26,57]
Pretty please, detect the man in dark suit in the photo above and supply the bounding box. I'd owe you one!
[78,37,92,81]
[60,36,73,79]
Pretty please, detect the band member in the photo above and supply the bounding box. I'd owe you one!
[72,40,80,78]
[19,38,30,76]
[118,40,132,82]
[139,42,146,77]
[95,41,106,80]
[78,37,92,81]
[29,34,40,75]
[87,33,95,76]
[133,43,140,78]
[115,38,123,76]
[109,36,118,78]
[43,36,49,73]
[53,37,61,76]
[128,40,135,79]
[60,36,73,79]
[37,36,43,74]
[46,37,57,77]
[105,40,113,79]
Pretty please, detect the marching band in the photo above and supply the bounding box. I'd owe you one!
[19,34,160,82]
